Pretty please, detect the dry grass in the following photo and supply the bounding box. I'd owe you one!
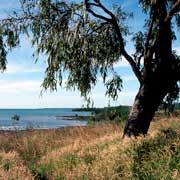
[0,151,33,180]
[0,117,180,179]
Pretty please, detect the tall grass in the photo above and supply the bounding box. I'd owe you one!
[0,117,180,179]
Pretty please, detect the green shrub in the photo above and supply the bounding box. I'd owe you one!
[30,162,55,180]
[3,160,12,171]
[131,128,180,180]
[61,154,81,170]
[88,106,130,123]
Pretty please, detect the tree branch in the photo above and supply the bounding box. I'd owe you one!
[88,22,109,34]
[84,0,111,22]
[122,49,142,83]
[94,1,116,19]
[85,8,111,22]
[135,53,144,69]
[84,0,142,83]
[144,7,155,66]
[165,0,180,22]
[113,19,142,83]
[86,1,115,19]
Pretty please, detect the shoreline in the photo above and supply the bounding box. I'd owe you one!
[0,122,88,132]
[55,115,91,121]
[0,124,88,135]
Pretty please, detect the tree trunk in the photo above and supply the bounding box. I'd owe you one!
[123,84,164,137]
[123,3,175,137]
[123,68,174,137]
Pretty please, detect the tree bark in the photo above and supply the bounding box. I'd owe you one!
[123,1,176,137]
[123,63,177,137]
[123,84,165,137]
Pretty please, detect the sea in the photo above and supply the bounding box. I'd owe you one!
[0,108,91,130]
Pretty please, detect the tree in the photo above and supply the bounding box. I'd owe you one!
[0,0,180,137]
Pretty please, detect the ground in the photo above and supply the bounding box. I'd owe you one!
[0,115,180,180]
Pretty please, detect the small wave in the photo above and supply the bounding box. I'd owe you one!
[0,126,25,130]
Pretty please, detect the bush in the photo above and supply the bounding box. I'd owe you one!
[30,162,55,180]
[131,128,180,180]
[88,106,130,123]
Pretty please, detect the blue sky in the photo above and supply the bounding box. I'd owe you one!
[0,0,179,108]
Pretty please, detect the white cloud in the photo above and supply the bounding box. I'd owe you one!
[123,75,137,81]
[4,64,43,74]
[98,73,137,82]
[0,92,84,108]
[0,80,41,93]
[0,79,137,108]
[174,47,180,55]
[113,58,130,68]
[91,91,136,107]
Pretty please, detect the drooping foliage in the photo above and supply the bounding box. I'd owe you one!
[0,0,179,109]
[0,0,134,101]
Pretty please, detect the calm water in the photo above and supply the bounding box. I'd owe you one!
[0,108,90,130]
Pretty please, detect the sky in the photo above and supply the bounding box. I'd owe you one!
[0,0,179,108]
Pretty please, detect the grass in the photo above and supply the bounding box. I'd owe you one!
[0,116,180,179]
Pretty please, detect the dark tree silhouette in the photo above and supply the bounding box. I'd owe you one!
[0,0,180,137]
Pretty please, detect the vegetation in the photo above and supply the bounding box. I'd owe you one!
[88,106,130,123]
[0,116,180,179]
[0,0,179,136]
[11,114,20,121]
[73,108,99,112]
[73,106,130,122]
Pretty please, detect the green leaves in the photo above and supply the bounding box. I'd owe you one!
[162,51,180,114]
[12,0,124,99]
[132,32,144,52]
[0,35,7,72]
[105,75,122,101]
[175,14,180,31]
[138,0,151,13]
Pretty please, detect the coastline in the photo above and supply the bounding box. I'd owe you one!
[55,115,91,121]
[0,124,88,135]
